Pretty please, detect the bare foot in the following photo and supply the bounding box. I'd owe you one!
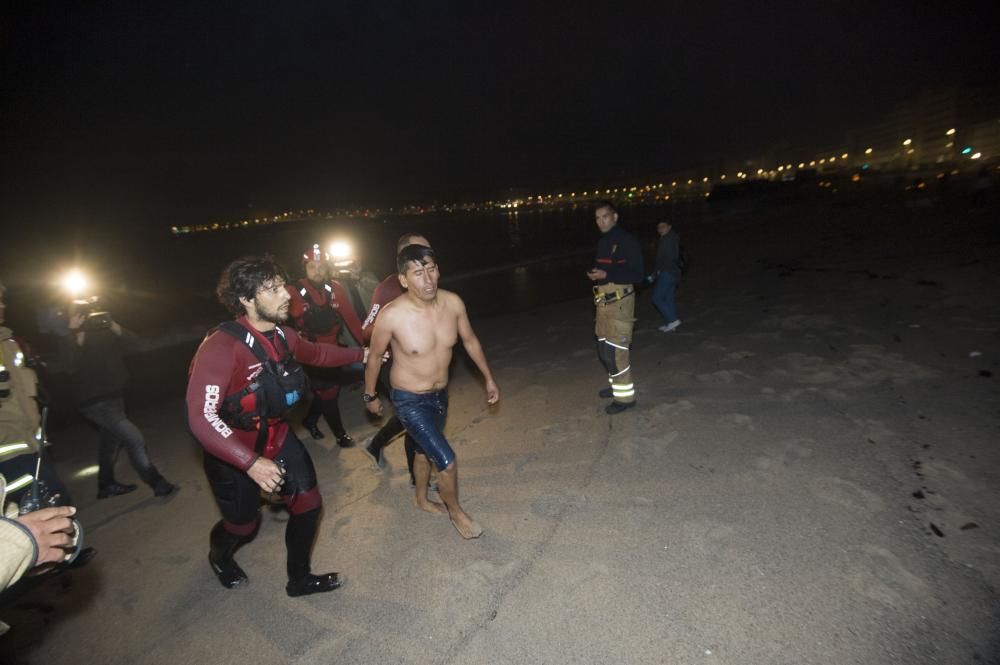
[450,512,485,539]
[416,498,448,516]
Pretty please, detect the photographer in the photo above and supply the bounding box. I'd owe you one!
[61,305,176,499]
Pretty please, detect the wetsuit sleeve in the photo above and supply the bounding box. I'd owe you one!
[286,285,307,330]
[286,330,364,367]
[186,333,258,471]
[361,280,391,341]
[331,281,365,345]
[604,232,645,285]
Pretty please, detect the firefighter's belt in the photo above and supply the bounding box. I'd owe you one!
[593,285,634,306]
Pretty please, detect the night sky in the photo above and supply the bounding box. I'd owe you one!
[2,1,997,231]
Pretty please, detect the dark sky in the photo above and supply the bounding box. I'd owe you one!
[1,0,997,229]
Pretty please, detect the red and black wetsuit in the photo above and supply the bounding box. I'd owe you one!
[286,278,365,441]
[360,273,417,479]
[186,317,362,582]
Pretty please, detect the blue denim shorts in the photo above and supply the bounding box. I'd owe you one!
[390,388,454,471]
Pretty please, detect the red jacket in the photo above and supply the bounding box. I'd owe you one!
[286,279,365,345]
[186,317,364,470]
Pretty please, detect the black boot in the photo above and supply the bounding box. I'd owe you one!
[209,521,250,589]
[285,509,344,597]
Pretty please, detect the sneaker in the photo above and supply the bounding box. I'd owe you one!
[658,325,670,333]
[605,401,636,415]
[97,482,138,499]
[598,387,613,399]
[335,432,355,448]
[361,437,385,470]
[664,320,681,332]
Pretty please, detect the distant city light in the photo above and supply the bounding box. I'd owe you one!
[798,162,805,168]
[971,152,982,160]
[946,128,956,136]
[902,138,912,146]
[961,147,972,154]
[702,177,708,182]
[841,153,848,159]
[864,147,873,154]
[809,160,816,166]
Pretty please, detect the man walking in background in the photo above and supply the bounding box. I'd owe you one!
[652,220,682,333]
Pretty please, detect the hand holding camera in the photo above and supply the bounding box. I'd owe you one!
[16,506,80,567]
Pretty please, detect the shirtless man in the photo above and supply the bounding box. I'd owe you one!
[363,244,499,539]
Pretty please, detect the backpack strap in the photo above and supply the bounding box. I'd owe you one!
[215,321,276,456]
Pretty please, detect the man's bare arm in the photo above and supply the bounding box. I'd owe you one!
[363,311,394,416]
[454,295,500,405]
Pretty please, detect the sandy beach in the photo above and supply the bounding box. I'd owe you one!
[2,192,998,664]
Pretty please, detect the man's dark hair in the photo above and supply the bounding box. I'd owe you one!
[594,201,617,215]
[216,256,288,315]
[396,232,427,252]
[397,245,436,274]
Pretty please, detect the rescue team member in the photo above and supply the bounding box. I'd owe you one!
[586,201,644,414]
[0,280,70,506]
[287,244,366,447]
[359,233,429,484]
[363,245,499,539]
[186,256,368,596]
[0,281,96,571]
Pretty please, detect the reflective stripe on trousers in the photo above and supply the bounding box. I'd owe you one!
[594,289,636,404]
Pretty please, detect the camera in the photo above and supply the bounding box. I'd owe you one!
[71,298,113,332]
[17,479,85,565]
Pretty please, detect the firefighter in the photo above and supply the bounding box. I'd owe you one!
[286,244,366,447]
[586,202,644,414]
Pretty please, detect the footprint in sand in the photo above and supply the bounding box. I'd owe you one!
[531,493,585,519]
[847,545,929,607]
[696,369,754,384]
[753,438,813,478]
[719,413,755,430]
[809,477,886,514]
[680,519,741,564]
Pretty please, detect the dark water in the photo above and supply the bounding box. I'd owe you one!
[97,201,683,332]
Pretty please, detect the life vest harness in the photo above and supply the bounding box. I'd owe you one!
[299,283,339,339]
[215,321,307,454]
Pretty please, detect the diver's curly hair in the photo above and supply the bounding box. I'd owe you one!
[216,255,288,316]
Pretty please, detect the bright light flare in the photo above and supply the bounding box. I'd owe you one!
[328,241,353,260]
[60,270,90,297]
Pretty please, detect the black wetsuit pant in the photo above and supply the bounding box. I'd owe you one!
[302,367,348,438]
[368,360,416,482]
[203,431,323,581]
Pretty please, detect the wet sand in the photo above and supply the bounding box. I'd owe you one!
[2,193,999,664]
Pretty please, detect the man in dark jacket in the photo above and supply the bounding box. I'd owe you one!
[652,221,682,332]
[63,310,175,499]
[586,202,644,414]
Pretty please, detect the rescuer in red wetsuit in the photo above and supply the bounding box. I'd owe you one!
[186,256,367,597]
[286,244,366,448]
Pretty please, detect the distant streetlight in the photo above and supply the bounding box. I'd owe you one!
[841,153,848,159]
[902,138,912,146]
[971,152,982,160]
[798,162,805,168]
[864,147,873,154]
[946,128,956,136]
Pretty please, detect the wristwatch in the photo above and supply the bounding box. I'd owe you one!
[362,393,378,403]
